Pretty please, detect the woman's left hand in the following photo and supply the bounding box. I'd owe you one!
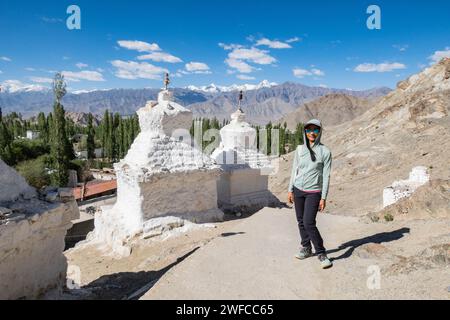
[319,199,326,212]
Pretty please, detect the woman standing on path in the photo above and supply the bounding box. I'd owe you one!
[287,119,333,269]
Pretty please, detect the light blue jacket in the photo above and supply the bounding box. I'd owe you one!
[288,119,332,200]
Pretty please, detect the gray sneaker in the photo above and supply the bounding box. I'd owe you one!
[318,254,333,269]
[294,247,313,260]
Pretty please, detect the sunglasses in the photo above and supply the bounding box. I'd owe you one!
[305,128,320,134]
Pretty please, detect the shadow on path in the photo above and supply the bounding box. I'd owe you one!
[327,227,410,262]
[67,247,200,300]
[221,232,246,237]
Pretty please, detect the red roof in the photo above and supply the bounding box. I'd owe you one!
[72,180,117,200]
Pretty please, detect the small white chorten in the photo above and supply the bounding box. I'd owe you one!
[92,74,223,256]
[211,91,276,211]
[383,166,430,208]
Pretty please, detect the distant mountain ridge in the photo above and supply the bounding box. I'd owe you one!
[0,81,391,125]
[277,93,374,130]
[188,83,391,124]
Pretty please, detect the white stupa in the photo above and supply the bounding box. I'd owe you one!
[211,91,277,212]
[383,166,430,208]
[93,74,224,255]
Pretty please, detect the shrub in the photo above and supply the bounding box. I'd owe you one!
[384,213,394,222]
[7,139,50,166]
[16,155,51,189]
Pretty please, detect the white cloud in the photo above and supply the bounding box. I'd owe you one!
[225,58,255,73]
[221,42,276,74]
[229,48,276,65]
[393,44,409,52]
[318,84,328,88]
[293,68,312,78]
[117,40,161,52]
[111,60,168,80]
[138,52,182,63]
[293,67,325,78]
[175,62,212,76]
[354,62,406,72]
[286,37,301,43]
[76,62,89,69]
[256,38,292,49]
[25,67,36,71]
[29,76,53,84]
[62,56,70,60]
[218,43,243,50]
[311,68,325,76]
[0,70,2,74]
[428,47,450,64]
[185,62,210,72]
[62,70,105,82]
[236,74,255,80]
[0,56,11,62]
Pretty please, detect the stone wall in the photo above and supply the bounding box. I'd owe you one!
[0,159,79,299]
[0,198,79,299]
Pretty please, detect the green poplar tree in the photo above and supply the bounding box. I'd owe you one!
[49,72,73,187]
[86,113,96,160]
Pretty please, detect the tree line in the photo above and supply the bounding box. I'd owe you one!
[1,73,305,188]
[0,73,141,188]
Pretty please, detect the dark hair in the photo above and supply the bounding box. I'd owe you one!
[305,130,317,162]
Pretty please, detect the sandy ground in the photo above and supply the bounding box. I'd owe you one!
[63,214,246,300]
[64,206,449,300]
[141,207,449,300]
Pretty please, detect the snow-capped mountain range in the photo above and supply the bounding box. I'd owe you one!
[0,79,277,94]
[185,80,278,93]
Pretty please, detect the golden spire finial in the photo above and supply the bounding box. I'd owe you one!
[238,90,244,112]
[164,73,170,90]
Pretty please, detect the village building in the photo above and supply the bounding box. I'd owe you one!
[26,130,40,140]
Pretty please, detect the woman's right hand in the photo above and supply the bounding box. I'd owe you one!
[287,192,294,204]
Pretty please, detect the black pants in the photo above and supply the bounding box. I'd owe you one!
[293,186,326,255]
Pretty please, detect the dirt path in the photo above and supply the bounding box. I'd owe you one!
[140,207,450,300]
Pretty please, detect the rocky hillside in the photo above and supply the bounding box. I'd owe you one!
[65,112,102,126]
[270,58,450,217]
[277,93,374,130]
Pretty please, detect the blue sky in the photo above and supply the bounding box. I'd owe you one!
[0,0,449,91]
